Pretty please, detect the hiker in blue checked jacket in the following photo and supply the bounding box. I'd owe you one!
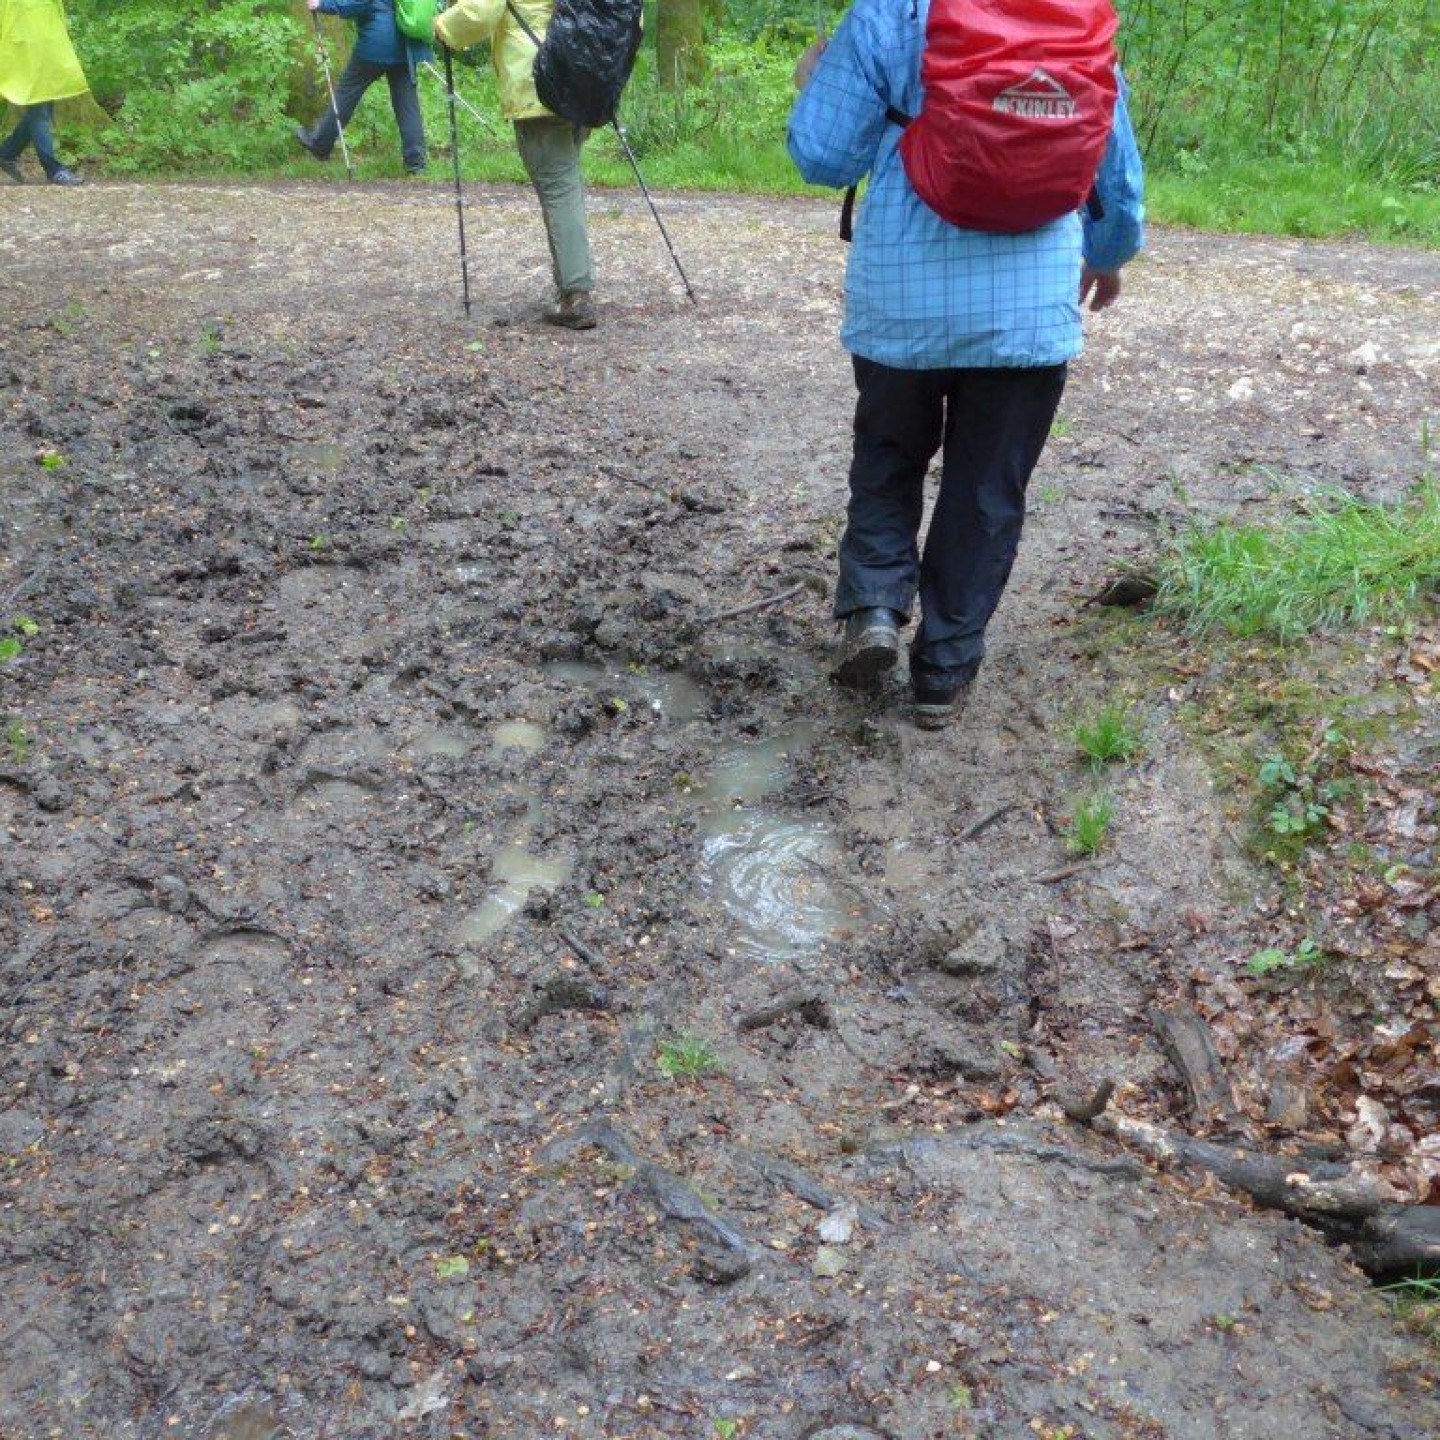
[788,0,1145,730]
[295,0,430,175]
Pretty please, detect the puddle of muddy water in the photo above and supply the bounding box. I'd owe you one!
[693,725,869,962]
[701,815,864,962]
[455,798,573,960]
[546,658,707,722]
[490,719,546,755]
[287,440,346,475]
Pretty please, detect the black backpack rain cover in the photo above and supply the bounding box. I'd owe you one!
[533,0,644,129]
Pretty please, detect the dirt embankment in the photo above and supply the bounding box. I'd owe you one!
[1,181,1438,1439]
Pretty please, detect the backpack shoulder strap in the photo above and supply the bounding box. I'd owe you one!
[839,107,913,241]
[505,0,542,48]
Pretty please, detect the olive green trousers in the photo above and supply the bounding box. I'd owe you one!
[514,116,593,297]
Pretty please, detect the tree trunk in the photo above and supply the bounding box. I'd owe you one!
[656,0,707,89]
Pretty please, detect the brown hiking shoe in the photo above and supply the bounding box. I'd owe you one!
[545,291,597,331]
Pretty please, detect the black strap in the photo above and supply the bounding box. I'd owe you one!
[839,106,913,242]
[504,0,542,49]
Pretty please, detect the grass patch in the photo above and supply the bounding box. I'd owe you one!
[1383,1276,1440,1349]
[1146,161,1440,247]
[1070,701,1146,771]
[656,1034,722,1081]
[1154,481,1440,640]
[1063,793,1116,857]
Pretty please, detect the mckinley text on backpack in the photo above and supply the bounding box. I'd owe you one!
[505,0,643,130]
[899,0,1119,234]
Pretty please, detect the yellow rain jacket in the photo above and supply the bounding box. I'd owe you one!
[433,0,553,122]
[0,0,89,108]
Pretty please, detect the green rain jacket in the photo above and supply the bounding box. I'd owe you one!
[0,0,89,107]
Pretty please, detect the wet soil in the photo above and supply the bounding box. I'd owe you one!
[1,180,1438,1440]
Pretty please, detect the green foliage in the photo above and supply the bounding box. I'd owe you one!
[1155,481,1440,639]
[1063,793,1116,857]
[656,1033,722,1080]
[1245,937,1327,977]
[70,1,300,172]
[1070,701,1146,771]
[54,0,1440,243]
[1383,1275,1440,1347]
[1121,0,1439,193]
[0,616,39,665]
[4,721,28,763]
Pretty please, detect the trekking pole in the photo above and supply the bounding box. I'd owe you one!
[420,60,496,135]
[610,120,698,305]
[311,13,354,181]
[441,42,473,317]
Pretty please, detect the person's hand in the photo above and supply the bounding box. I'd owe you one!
[1080,265,1121,312]
[307,0,321,10]
[793,37,827,91]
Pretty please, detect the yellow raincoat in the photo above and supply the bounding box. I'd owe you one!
[433,0,553,121]
[0,0,89,108]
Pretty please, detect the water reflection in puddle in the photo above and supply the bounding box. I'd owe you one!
[701,816,863,962]
[695,725,868,962]
[289,441,346,474]
[702,727,817,822]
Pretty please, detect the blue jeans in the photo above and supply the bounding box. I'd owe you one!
[310,55,426,171]
[0,103,61,178]
[836,357,1067,684]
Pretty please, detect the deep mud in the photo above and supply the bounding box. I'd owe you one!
[2,180,1438,1440]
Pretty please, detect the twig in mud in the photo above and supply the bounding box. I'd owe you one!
[696,583,806,626]
[960,803,1016,841]
[1055,1077,1115,1123]
[1033,860,1097,884]
[1,562,50,614]
[1081,1105,1440,1278]
[557,926,606,969]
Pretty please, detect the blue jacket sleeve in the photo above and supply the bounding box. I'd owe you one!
[1083,74,1146,272]
[786,9,896,191]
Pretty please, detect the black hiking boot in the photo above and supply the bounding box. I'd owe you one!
[911,668,976,731]
[833,608,902,688]
[0,159,23,184]
[293,127,330,161]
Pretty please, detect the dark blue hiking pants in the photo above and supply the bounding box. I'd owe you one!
[834,356,1067,687]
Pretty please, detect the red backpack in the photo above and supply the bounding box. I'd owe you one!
[899,0,1119,234]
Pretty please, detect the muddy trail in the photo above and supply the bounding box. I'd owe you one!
[2,181,1438,1440]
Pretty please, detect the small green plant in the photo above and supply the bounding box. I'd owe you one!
[0,616,39,664]
[38,451,66,471]
[1063,793,1115,856]
[656,1034,722,1080]
[712,1420,740,1440]
[1245,937,1327,977]
[1383,1275,1440,1348]
[200,323,223,356]
[1070,701,1146,770]
[308,534,330,552]
[5,721,29,762]
[1258,748,1346,844]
